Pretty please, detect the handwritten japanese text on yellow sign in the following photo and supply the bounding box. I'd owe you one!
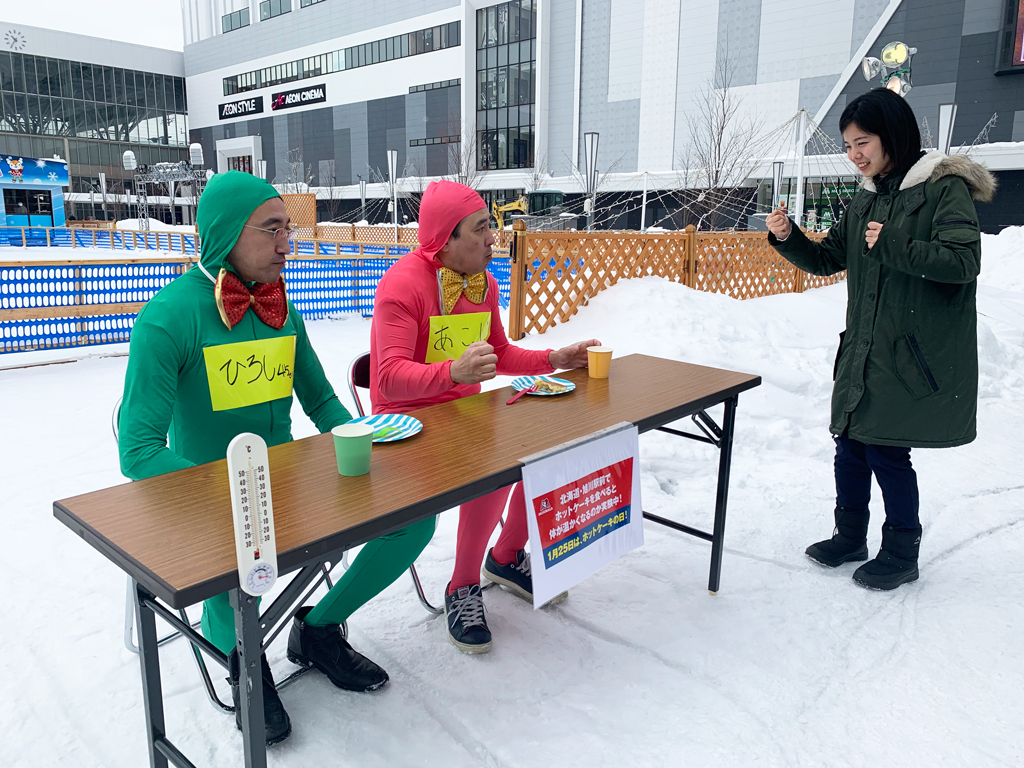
[425,312,491,363]
[203,335,296,411]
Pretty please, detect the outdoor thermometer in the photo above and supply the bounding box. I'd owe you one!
[226,433,278,596]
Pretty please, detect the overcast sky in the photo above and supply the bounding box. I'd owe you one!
[4,2,184,52]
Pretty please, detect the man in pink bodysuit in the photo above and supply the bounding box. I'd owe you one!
[370,180,599,653]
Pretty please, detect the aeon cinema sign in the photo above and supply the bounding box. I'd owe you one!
[271,84,327,111]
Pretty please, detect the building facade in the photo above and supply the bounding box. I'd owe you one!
[0,21,189,222]
[182,0,1024,230]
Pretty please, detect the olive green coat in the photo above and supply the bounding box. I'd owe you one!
[770,151,996,448]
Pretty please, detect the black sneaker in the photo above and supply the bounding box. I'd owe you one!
[445,583,492,654]
[228,651,291,746]
[286,606,388,692]
[482,548,567,605]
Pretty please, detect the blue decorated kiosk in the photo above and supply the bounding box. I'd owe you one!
[0,155,70,228]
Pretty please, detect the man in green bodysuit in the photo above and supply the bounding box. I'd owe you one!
[119,170,434,745]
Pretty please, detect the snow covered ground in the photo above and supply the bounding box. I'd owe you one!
[1,230,1022,767]
[0,244,191,263]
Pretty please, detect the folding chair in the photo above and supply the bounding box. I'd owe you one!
[114,399,338,713]
[347,353,443,615]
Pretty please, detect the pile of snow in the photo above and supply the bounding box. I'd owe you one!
[115,219,196,233]
[0,244,190,263]
[0,228,1022,766]
[979,226,1024,293]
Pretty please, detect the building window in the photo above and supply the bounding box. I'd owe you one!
[410,135,461,147]
[299,0,326,6]
[476,0,535,170]
[222,8,250,33]
[222,21,461,96]
[0,51,189,148]
[409,78,461,93]
[995,0,1024,74]
[260,0,291,22]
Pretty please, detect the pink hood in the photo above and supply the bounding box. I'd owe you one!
[416,180,488,262]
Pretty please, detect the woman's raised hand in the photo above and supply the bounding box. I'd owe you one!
[766,201,792,241]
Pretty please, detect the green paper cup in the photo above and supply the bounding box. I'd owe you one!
[332,423,374,476]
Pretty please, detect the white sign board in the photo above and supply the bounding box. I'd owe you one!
[521,422,643,608]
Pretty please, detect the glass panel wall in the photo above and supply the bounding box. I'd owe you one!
[0,49,189,220]
[0,50,188,147]
[223,21,461,95]
[476,0,535,170]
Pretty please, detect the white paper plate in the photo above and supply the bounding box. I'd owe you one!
[509,375,576,396]
[347,414,423,442]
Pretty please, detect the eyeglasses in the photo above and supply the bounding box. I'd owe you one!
[244,224,297,242]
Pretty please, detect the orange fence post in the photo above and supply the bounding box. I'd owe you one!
[508,220,528,341]
[684,225,697,289]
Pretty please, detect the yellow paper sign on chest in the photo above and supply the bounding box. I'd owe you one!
[425,312,491,363]
[203,335,296,411]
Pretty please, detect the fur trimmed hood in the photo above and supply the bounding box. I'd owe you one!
[861,151,997,202]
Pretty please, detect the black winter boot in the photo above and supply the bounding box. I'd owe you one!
[286,606,389,692]
[228,650,292,746]
[805,506,870,567]
[853,525,921,590]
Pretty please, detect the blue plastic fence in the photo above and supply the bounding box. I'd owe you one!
[0,228,513,355]
[0,226,200,254]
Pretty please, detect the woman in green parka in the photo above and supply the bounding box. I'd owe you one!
[767,88,995,590]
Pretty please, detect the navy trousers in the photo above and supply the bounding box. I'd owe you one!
[834,434,920,530]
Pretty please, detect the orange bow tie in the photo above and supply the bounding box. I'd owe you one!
[438,267,487,315]
[214,268,289,330]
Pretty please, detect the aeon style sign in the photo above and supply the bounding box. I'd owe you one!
[271,84,327,111]
[218,96,264,120]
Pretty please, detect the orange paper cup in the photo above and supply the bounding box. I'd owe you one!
[587,346,613,379]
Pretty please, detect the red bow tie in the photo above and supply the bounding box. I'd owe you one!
[214,268,289,330]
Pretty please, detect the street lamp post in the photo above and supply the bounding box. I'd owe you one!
[387,150,398,240]
[938,103,958,155]
[584,132,599,232]
[358,176,367,223]
[861,41,916,97]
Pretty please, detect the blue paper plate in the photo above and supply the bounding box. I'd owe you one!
[348,414,423,443]
[509,375,576,396]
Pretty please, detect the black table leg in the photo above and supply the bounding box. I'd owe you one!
[134,580,169,768]
[708,396,738,594]
[231,589,266,768]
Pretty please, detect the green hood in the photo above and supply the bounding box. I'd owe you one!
[196,170,280,273]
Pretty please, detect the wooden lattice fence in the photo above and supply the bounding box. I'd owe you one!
[315,224,515,250]
[281,193,318,239]
[507,226,841,340]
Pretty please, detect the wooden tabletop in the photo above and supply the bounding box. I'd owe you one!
[54,354,759,608]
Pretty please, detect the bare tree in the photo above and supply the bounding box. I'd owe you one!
[316,159,348,223]
[275,148,314,193]
[524,155,550,193]
[562,151,626,229]
[105,177,130,222]
[438,139,484,190]
[675,59,766,230]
